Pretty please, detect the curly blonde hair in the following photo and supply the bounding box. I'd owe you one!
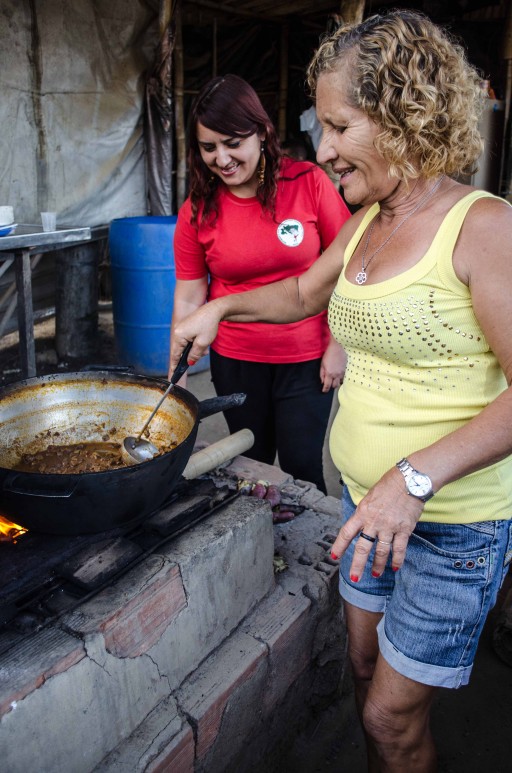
[307,10,485,181]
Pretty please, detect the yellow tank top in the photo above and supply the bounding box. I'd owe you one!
[328,190,512,523]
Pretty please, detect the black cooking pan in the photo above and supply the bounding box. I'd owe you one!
[0,369,245,535]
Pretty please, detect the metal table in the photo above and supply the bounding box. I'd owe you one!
[0,224,92,378]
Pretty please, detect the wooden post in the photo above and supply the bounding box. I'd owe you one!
[13,250,36,378]
[340,0,365,24]
[174,1,187,210]
[278,22,289,142]
[159,0,173,34]
[212,17,218,78]
[500,0,512,198]
[55,243,99,360]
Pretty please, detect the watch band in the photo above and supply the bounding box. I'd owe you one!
[396,458,415,478]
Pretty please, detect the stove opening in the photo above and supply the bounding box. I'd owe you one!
[0,513,27,542]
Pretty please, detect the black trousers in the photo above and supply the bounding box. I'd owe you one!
[209,350,334,493]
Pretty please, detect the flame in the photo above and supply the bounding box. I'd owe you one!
[0,513,28,542]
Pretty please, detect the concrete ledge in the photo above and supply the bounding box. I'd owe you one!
[63,557,187,658]
[149,495,275,689]
[177,631,268,766]
[1,632,171,773]
[0,627,85,717]
[93,696,194,773]
[242,577,313,712]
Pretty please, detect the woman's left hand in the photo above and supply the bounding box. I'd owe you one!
[320,338,347,392]
[331,466,425,579]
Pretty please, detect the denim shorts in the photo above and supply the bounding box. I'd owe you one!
[339,486,512,688]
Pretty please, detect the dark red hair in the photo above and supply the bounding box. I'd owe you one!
[187,74,281,225]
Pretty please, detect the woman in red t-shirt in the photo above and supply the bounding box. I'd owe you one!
[170,74,350,492]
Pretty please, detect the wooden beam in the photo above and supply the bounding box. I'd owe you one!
[185,0,272,20]
[185,0,342,20]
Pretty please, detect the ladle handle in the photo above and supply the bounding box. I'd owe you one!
[170,340,194,386]
[136,341,193,441]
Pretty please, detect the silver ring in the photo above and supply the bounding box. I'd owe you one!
[377,539,393,546]
[359,531,376,544]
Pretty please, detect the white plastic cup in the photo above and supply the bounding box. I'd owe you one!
[41,211,57,232]
[0,206,14,225]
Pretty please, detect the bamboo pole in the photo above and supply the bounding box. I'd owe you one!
[174,1,187,209]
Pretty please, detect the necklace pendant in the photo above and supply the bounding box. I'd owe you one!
[356,271,367,285]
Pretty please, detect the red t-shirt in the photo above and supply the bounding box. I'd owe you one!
[174,158,350,363]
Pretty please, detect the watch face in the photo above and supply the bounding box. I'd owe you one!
[408,473,432,497]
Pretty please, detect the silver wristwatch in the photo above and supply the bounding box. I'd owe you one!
[396,458,434,502]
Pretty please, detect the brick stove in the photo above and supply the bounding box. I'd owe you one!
[0,452,347,773]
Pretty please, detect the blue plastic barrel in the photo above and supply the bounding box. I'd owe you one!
[109,216,177,376]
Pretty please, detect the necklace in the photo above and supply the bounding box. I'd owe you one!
[355,175,445,285]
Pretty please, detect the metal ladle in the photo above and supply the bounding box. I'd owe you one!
[121,341,193,465]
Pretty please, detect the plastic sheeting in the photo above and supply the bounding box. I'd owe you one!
[144,12,175,216]
[0,0,161,227]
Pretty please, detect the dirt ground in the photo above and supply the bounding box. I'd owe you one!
[2,311,512,772]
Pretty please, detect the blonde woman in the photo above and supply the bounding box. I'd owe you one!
[172,13,512,770]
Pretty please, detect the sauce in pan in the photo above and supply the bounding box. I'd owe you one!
[14,438,180,474]
[14,442,126,474]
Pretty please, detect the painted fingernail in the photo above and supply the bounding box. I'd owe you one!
[187,360,195,366]
[350,574,359,583]
[392,566,400,572]
[371,570,380,578]
[330,551,339,560]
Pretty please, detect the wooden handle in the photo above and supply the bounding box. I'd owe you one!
[182,428,255,480]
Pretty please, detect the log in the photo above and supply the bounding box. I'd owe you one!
[182,429,255,479]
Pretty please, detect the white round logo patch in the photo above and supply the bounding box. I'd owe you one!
[277,219,304,247]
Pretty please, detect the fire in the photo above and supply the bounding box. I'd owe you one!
[0,513,28,542]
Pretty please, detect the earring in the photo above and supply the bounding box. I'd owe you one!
[258,142,266,186]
